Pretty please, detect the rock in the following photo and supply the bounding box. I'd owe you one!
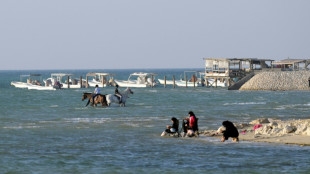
[270,128,282,135]
[283,126,296,134]
[269,122,278,128]
[295,124,308,135]
[307,128,310,136]
[161,131,167,136]
[235,123,250,129]
[250,118,270,125]
[217,126,225,134]
[240,71,310,91]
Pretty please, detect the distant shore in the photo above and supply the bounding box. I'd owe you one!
[201,118,310,146]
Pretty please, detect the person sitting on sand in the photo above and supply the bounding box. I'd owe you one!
[182,111,198,137]
[221,120,239,142]
[161,117,179,136]
[166,117,179,133]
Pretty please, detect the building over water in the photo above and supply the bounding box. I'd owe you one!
[203,58,274,88]
[272,59,310,71]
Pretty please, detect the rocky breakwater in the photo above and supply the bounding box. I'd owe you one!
[251,118,310,137]
[240,71,310,91]
[201,118,310,145]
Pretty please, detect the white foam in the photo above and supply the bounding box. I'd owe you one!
[64,118,111,124]
[49,105,58,108]
[224,102,266,106]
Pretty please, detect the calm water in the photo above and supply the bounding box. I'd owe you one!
[1,69,310,173]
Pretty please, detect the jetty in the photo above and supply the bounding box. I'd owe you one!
[203,58,310,90]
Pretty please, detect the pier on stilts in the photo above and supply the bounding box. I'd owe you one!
[203,58,274,90]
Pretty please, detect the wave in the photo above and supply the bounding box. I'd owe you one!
[49,105,58,108]
[275,103,310,110]
[3,125,41,129]
[223,102,266,106]
[64,118,111,124]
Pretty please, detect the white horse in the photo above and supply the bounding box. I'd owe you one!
[106,88,134,107]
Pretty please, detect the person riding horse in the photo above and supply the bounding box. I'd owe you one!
[115,85,122,104]
[92,85,101,103]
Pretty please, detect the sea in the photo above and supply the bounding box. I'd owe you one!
[1,69,310,174]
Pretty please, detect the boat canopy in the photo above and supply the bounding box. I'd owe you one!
[86,72,115,77]
[130,72,158,76]
[51,73,74,77]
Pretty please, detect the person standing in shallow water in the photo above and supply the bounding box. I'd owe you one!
[221,120,239,142]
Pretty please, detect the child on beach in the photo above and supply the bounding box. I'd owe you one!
[221,120,239,142]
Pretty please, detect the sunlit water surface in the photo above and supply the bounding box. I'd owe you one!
[1,70,310,173]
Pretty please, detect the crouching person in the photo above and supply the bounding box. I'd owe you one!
[221,120,239,142]
[161,117,179,137]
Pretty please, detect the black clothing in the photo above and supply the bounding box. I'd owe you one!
[165,119,179,133]
[222,121,239,140]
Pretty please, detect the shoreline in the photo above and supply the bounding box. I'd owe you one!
[200,118,310,146]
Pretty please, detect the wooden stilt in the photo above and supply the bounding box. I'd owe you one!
[164,76,166,88]
[173,75,175,88]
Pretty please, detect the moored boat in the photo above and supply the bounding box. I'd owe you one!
[115,72,157,88]
[44,73,86,89]
[86,72,115,87]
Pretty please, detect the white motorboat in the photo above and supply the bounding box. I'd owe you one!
[206,78,227,87]
[174,71,202,87]
[11,74,57,90]
[158,78,182,85]
[86,72,115,87]
[11,81,31,88]
[11,74,41,89]
[27,84,56,90]
[115,72,157,88]
[176,80,201,87]
[44,73,86,89]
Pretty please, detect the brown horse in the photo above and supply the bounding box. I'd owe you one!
[82,92,107,107]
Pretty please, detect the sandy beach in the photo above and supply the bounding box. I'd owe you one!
[201,118,310,146]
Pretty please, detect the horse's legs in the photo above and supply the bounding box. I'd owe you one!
[86,99,90,107]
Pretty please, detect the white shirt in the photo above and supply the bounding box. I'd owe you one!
[94,87,100,94]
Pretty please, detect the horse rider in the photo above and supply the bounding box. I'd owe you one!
[92,85,101,103]
[115,85,122,104]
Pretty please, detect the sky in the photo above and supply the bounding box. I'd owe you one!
[0,0,310,70]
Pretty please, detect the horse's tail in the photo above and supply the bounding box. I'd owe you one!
[101,94,108,106]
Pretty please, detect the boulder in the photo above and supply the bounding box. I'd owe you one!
[295,124,308,135]
[307,127,310,136]
[283,125,296,134]
[270,128,283,135]
[250,118,270,125]
[269,122,278,128]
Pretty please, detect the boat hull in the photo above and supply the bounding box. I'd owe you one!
[157,79,181,85]
[115,80,155,88]
[11,81,31,88]
[27,85,56,90]
[175,81,201,87]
